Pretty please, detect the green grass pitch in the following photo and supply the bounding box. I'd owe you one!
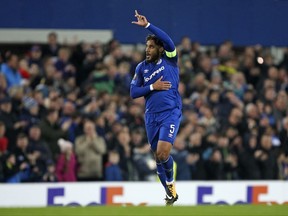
[0,205,287,216]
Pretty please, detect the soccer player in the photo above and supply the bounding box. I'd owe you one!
[130,10,182,205]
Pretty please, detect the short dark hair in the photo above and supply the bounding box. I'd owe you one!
[6,53,18,62]
[146,34,164,47]
[46,108,57,116]
[48,32,57,38]
[17,133,28,139]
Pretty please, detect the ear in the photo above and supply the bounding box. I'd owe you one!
[159,47,164,54]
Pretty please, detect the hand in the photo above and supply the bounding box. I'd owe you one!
[61,120,72,131]
[226,154,238,167]
[20,162,28,170]
[14,121,28,129]
[152,76,172,90]
[254,150,263,158]
[87,132,97,140]
[260,153,268,161]
[260,117,269,127]
[132,10,148,27]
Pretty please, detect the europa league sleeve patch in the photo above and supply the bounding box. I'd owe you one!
[131,73,138,85]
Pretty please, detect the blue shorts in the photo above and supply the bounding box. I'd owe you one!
[145,108,182,152]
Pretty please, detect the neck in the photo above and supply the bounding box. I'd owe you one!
[154,59,160,64]
[153,57,161,64]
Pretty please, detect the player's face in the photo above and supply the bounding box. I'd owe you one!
[145,40,162,63]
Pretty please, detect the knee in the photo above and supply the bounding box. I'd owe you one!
[156,151,169,162]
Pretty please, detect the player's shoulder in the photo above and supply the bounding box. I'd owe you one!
[135,61,146,71]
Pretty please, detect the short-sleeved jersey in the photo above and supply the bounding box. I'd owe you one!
[131,54,182,113]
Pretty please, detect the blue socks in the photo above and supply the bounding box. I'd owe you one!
[156,155,174,184]
[156,155,175,191]
[161,155,174,184]
[156,161,167,189]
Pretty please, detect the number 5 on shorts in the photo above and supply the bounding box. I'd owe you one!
[170,124,175,134]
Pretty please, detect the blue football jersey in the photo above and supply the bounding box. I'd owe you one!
[131,54,182,113]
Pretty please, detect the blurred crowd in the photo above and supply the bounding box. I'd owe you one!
[0,32,288,183]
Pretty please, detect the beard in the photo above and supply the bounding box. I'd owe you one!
[146,51,162,63]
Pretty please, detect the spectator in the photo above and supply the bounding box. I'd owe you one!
[177,36,192,57]
[114,127,134,181]
[105,150,123,181]
[28,124,52,173]
[279,117,288,155]
[273,90,288,127]
[18,58,31,80]
[20,97,41,130]
[12,133,34,182]
[171,136,191,180]
[0,54,22,89]
[42,160,57,182]
[54,47,76,79]
[256,134,278,179]
[79,46,101,85]
[28,45,43,68]
[187,132,206,180]
[277,152,288,180]
[0,96,27,149]
[238,135,261,179]
[75,120,106,181]
[0,121,8,154]
[2,151,30,183]
[114,61,132,95]
[56,139,77,182]
[0,73,7,93]
[198,105,217,134]
[125,103,145,130]
[59,101,82,143]
[9,86,25,116]
[39,109,69,161]
[0,154,4,182]
[42,32,61,57]
[2,152,17,182]
[90,63,115,94]
[131,128,156,181]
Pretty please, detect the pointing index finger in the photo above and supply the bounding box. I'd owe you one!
[135,10,139,16]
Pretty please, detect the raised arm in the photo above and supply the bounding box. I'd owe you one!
[132,10,176,53]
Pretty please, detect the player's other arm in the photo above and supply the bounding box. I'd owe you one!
[130,84,151,99]
[130,64,151,99]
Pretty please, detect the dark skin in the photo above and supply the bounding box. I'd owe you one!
[132,10,172,162]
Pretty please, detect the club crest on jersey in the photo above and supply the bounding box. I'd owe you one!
[144,66,165,83]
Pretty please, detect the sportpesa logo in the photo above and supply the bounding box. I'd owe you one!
[144,66,165,83]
